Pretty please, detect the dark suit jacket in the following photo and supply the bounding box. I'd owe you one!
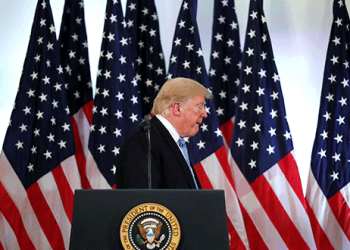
[116,116,201,189]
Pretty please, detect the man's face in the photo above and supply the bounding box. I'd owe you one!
[178,95,208,137]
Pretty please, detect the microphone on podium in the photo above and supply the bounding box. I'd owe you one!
[140,115,152,189]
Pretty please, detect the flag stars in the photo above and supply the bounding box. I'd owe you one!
[247,29,256,38]
[36,111,44,119]
[332,36,341,46]
[216,107,224,116]
[258,69,267,78]
[197,140,206,149]
[97,144,105,153]
[330,171,339,181]
[330,55,339,64]
[105,51,113,60]
[19,123,27,132]
[239,102,248,111]
[112,147,120,156]
[242,84,250,93]
[120,37,128,46]
[183,60,191,69]
[325,93,334,101]
[268,127,276,137]
[270,109,278,119]
[218,15,226,24]
[254,105,263,114]
[271,91,279,100]
[328,74,337,83]
[214,128,222,137]
[114,127,122,137]
[237,120,246,129]
[129,113,138,122]
[47,42,54,51]
[34,128,40,137]
[250,141,259,151]
[334,134,343,143]
[104,70,111,79]
[266,145,275,155]
[43,150,52,159]
[116,91,124,101]
[252,123,261,132]
[62,123,70,131]
[236,138,244,147]
[230,21,238,30]
[34,54,41,62]
[320,130,328,140]
[117,73,126,82]
[272,73,280,82]
[246,47,254,56]
[250,11,258,19]
[42,75,50,84]
[23,106,31,115]
[336,115,345,125]
[284,131,292,140]
[318,149,326,158]
[100,107,108,116]
[107,32,115,42]
[338,97,347,106]
[139,24,147,32]
[256,87,265,96]
[58,140,67,149]
[218,90,226,99]
[178,20,186,29]
[110,13,117,23]
[341,78,349,87]
[332,152,341,162]
[47,133,55,142]
[28,163,34,172]
[248,159,257,169]
[40,18,46,27]
[244,66,252,75]
[99,126,107,135]
[15,140,24,149]
[214,33,223,41]
[130,95,138,104]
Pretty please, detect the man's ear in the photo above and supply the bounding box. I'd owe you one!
[171,103,181,116]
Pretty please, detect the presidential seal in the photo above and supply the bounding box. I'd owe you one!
[120,203,181,250]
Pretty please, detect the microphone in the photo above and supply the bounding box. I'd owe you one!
[140,115,152,132]
[140,115,152,189]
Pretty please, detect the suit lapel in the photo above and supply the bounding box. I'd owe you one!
[151,116,198,189]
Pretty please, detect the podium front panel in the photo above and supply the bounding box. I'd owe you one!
[69,189,230,250]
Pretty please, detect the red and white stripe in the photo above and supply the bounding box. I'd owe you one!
[194,145,249,249]
[306,169,350,249]
[220,117,235,154]
[228,150,317,249]
[0,152,81,249]
[71,101,110,190]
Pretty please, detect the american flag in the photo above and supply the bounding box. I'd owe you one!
[209,0,241,151]
[167,0,247,248]
[88,0,142,188]
[125,0,167,116]
[306,0,350,248]
[0,0,80,249]
[228,0,316,249]
[59,0,104,190]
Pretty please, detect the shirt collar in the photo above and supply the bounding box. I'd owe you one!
[156,114,180,142]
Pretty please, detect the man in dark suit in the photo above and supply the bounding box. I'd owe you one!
[116,77,212,189]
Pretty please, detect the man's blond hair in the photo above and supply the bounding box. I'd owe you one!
[151,77,212,116]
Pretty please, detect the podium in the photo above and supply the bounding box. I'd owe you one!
[69,189,230,249]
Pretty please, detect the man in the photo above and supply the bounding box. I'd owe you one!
[116,77,212,189]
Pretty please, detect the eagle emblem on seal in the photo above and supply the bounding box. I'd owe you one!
[137,217,166,249]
